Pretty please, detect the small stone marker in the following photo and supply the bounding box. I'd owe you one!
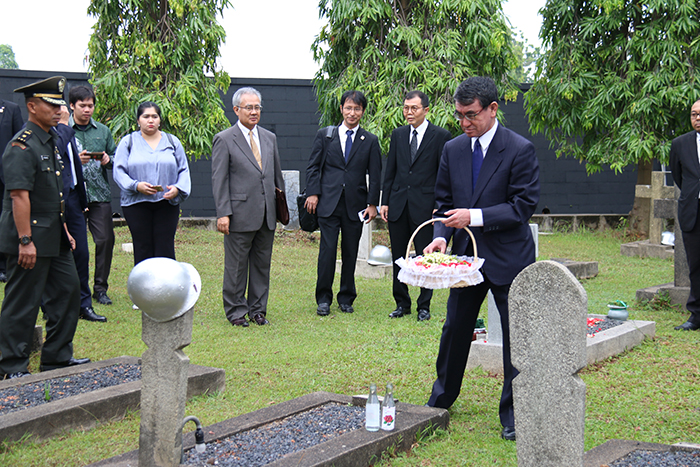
[509,260,587,467]
[127,258,201,467]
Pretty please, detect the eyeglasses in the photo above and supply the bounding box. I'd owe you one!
[403,105,424,113]
[454,106,487,122]
[691,112,700,119]
[238,105,262,112]
[343,106,363,113]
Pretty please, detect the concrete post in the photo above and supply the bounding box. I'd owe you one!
[139,308,194,467]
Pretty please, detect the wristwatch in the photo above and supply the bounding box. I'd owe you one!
[19,235,32,246]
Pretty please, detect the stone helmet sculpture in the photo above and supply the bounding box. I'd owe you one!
[127,258,201,322]
[367,245,392,266]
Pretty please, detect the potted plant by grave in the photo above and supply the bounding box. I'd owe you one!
[473,318,487,341]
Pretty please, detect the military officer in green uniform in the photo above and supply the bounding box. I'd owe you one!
[0,76,91,380]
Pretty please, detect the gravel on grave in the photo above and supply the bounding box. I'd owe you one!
[184,403,365,467]
[610,449,700,467]
[0,363,141,416]
[588,317,624,335]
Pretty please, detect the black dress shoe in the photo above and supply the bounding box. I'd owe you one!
[501,426,516,441]
[339,304,354,313]
[251,314,270,325]
[231,318,249,327]
[40,357,91,372]
[0,272,7,283]
[80,306,107,322]
[93,291,113,305]
[2,371,31,380]
[389,307,410,318]
[317,303,331,316]
[674,320,700,331]
[417,309,431,321]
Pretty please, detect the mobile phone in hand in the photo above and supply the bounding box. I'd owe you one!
[87,152,103,160]
[152,185,164,192]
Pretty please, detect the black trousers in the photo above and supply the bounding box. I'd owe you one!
[122,200,180,265]
[0,247,81,374]
[65,188,91,308]
[316,193,363,306]
[427,273,517,428]
[682,201,700,325]
[388,206,434,311]
[86,201,115,293]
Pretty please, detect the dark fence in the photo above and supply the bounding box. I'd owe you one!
[1,68,638,217]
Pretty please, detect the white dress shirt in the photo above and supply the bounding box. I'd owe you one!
[238,120,260,154]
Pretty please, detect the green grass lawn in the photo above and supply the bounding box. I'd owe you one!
[0,226,698,466]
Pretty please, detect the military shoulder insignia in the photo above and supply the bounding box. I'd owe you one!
[11,129,33,150]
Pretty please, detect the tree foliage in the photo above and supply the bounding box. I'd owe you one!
[0,44,19,69]
[525,0,700,173]
[510,31,540,84]
[87,0,231,158]
[312,0,520,151]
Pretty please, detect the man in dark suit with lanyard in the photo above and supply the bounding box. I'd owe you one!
[55,106,105,322]
[380,90,451,322]
[670,99,700,331]
[0,97,25,283]
[424,77,539,441]
[305,90,382,316]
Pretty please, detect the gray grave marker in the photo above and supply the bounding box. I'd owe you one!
[509,260,587,467]
[127,258,201,467]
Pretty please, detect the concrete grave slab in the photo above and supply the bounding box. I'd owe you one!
[89,391,449,467]
[0,356,225,444]
[467,315,655,374]
[584,439,700,467]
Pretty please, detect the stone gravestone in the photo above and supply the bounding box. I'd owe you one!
[636,186,691,307]
[621,171,675,259]
[509,260,587,467]
[282,170,299,230]
[127,258,201,467]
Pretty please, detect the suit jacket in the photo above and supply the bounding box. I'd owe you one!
[670,130,699,232]
[211,123,284,232]
[54,123,88,211]
[0,99,25,184]
[434,124,539,286]
[0,122,67,257]
[381,122,451,222]
[306,126,381,218]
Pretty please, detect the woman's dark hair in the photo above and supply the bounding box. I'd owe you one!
[137,101,162,120]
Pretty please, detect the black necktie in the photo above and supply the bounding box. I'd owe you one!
[345,129,353,161]
[472,139,483,193]
[410,129,418,163]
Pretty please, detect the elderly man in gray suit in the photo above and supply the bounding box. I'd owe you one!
[212,87,285,327]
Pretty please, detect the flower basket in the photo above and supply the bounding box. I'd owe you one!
[396,218,485,289]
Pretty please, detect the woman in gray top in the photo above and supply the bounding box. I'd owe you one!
[114,101,191,265]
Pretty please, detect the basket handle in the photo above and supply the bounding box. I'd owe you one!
[405,218,477,260]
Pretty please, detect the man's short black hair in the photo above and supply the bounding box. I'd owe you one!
[453,77,498,110]
[405,90,429,108]
[340,90,367,111]
[68,85,96,106]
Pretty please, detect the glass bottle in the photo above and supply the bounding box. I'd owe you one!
[381,383,395,431]
[365,383,381,431]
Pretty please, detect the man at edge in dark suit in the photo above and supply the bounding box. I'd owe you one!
[0,97,25,283]
[380,90,451,322]
[424,77,540,441]
[305,90,382,316]
[669,99,700,331]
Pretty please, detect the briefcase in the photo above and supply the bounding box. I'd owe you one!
[275,188,290,225]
